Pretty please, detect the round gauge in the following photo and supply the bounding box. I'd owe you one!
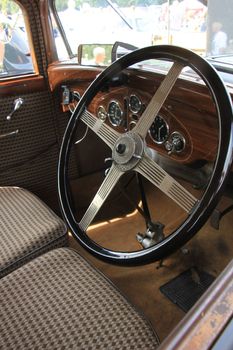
[129,95,142,113]
[149,115,169,144]
[97,106,106,121]
[108,101,123,127]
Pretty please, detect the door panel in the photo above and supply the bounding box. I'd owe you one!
[0,90,61,212]
[0,0,78,213]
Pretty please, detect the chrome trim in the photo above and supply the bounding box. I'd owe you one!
[0,129,19,139]
[97,105,107,121]
[129,121,137,130]
[170,131,186,153]
[6,98,24,121]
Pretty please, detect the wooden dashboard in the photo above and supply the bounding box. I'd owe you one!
[48,63,223,166]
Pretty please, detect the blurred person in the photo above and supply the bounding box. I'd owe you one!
[93,46,106,66]
[211,21,227,55]
[226,38,233,54]
[170,0,184,31]
[63,0,79,27]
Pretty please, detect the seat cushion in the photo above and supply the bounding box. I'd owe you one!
[0,187,67,277]
[0,248,159,349]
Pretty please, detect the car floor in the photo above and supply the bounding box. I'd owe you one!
[69,180,233,342]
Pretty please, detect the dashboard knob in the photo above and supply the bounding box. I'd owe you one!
[165,132,185,155]
[173,135,185,152]
[165,141,174,154]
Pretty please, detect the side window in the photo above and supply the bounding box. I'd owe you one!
[0,0,35,78]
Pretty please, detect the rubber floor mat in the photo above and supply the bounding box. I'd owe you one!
[159,268,215,312]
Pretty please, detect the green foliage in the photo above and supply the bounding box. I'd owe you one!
[0,0,20,15]
[55,0,68,11]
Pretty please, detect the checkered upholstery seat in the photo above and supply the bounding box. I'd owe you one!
[0,187,68,278]
[0,248,159,349]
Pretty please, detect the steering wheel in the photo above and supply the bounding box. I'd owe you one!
[58,45,233,265]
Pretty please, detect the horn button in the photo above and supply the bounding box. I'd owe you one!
[112,132,144,171]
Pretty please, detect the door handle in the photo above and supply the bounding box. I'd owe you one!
[6,98,24,121]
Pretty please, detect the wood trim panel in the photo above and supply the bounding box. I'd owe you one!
[47,64,230,166]
[47,64,102,91]
[87,81,218,164]
[0,75,46,96]
[126,69,216,114]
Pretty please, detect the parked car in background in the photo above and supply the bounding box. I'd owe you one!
[0,13,33,77]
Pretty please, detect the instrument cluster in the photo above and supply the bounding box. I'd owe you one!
[96,94,143,128]
[96,93,187,156]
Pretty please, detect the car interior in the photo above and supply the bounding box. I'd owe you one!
[0,0,233,349]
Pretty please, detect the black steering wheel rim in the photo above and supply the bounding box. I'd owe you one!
[58,45,233,265]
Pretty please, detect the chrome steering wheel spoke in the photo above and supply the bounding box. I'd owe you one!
[136,153,198,213]
[80,109,120,150]
[79,164,123,231]
[134,62,184,139]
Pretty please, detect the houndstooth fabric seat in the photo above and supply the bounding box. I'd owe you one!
[0,248,159,349]
[0,187,68,278]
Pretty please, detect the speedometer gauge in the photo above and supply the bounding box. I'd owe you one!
[149,115,169,144]
[108,101,123,127]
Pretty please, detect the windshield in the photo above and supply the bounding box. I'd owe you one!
[54,0,233,66]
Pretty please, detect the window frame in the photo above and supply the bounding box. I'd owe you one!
[50,0,74,60]
[0,0,39,81]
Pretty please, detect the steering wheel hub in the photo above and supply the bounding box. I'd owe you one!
[112,132,144,171]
